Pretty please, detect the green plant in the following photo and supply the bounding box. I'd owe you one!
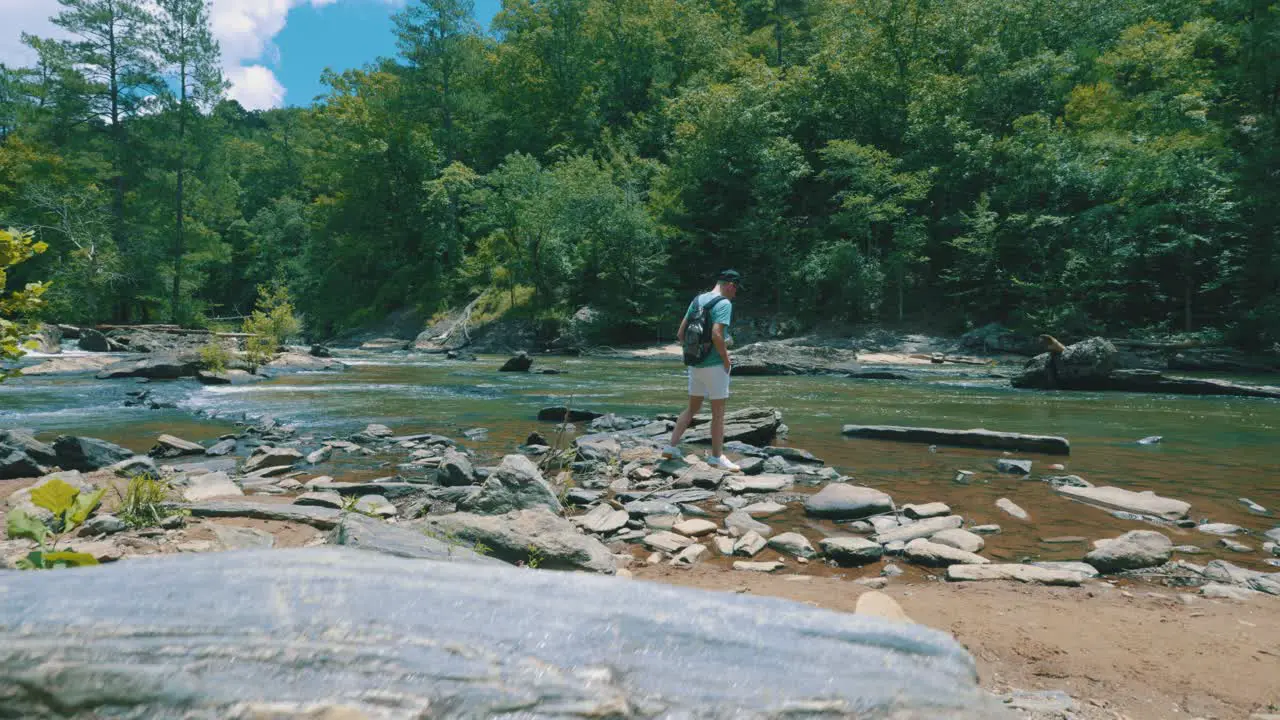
[524,543,544,569]
[243,284,301,372]
[115,474,182,528]
[5,478,105,569]
[199,341,231,373]
[1,227,50,382]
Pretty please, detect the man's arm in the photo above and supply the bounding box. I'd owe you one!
[711,323,730,371]
[676,316,689,343]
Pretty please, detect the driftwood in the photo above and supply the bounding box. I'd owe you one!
[95,324,253,338]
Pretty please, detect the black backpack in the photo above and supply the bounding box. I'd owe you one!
[682,295,727,366]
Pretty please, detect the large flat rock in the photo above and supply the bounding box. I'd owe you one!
[684,407,783,446]
[186,500,342,529]
[416,508,615,574]
[842,424,1069,455]
[947,564,1084,586]
[1056,485,1190,521]
[328,513,500,564]
[0,549,1006,718]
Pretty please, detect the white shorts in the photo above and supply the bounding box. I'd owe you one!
[688,365,731,400]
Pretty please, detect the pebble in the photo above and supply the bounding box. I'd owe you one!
[1220,539,1253,553]
[732,561,784,573]
[970,524,1001,535]
[995,498,1029,521]
[1239,497,1268,514]
[1197,522,1244,536]
[953,470,974,484]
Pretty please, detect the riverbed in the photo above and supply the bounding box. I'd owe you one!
[3,350,1279,572]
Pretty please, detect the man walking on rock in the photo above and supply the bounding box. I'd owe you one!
[663,270,743,472]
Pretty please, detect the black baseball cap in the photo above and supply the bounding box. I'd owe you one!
[717,269,745,289]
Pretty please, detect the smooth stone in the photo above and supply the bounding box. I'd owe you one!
[725,510,772,538]
[205,439,236,457]
[902,502,951,520]
[181,472,244,502]
[995,498,1029,521]
[673,519,718,537]
[676,465,725,489]
[354,495,396,518]
[1174,544,1205,554]
[109,455,159,478]
[1202,559,1262,586]
[305,446,333,465]
[210,525,276,551]
[741,501,787,517]
[970,524,1001,535]
[854,591,913,623]
[733,560,784,572]
[330,513,496,564]
[1197,522,1244,536]
[670,543,709,567]
[873,515,964,545]
[576,504,630,534]
[1055,485,1190,521]
[644,514,681,531]
[243,447,303,473]
[903,538,989,567]
[294,491,344,509]
[1083,530,1173,572]
[714,536,736,556]
[150,434,205,458]
[870,515,910,534]
[930,528,985,554]
[643,531,694,553]
[856,577,889,589]
[1201,583,1260,601]
[1221,539,1252,553]
[1030,561,1100,578]
[733,531,768,557]
[723,474,793,494]
[417,509,615,573]
[803,484,894,520]
[767,532,817,559]
[947,564,1083,586]
[820,537,884,566]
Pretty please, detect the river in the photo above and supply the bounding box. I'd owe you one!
[3,350,1278,572]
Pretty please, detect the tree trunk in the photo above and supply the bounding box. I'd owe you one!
[172,58,188,323]
[108,1,125,253]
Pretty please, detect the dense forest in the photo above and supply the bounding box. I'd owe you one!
[1,0,1278,347]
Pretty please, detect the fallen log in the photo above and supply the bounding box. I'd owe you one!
[842,424,1070,455]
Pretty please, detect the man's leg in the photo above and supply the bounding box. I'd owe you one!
[669,395,704,447]
[709,398,726,458]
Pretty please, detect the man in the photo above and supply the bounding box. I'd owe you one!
[662,270,743,472]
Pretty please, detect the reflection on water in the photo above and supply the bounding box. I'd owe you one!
[3,354,1278,571]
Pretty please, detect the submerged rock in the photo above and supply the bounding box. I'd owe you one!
[499,352,533,372]
[820,536,884,566]
[1056,485,1190,521]
[1084,530,1173,573]
[804,484,894,520]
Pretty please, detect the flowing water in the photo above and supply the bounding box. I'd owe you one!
[4,351,1279,573]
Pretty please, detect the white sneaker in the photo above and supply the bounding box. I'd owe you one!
[706,455,741,473]
[661,445,684,459]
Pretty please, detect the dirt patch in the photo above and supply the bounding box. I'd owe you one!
[633,564,1280,720]
[184,517,326,548]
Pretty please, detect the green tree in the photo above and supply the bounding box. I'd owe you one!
[1,228,50,380]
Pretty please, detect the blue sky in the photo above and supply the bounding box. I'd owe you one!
[0,0,503,110]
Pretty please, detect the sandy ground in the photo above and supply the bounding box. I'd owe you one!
[634,564,1280,720]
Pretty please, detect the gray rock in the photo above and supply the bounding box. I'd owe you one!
[724,473,793,494]
[1202,559,1261,586]
[354,494,397,518]
[970,524,1001,535]
[644,514,681,531]
[149,434,205,459]
[1265,527,1280,543]
[576,504,630,534]
[1239,497,1268,514]
[931,528,985,554]
[737,456,766,475]
[52,435,134,472]
[684,407,784,447]
[1197,522,1244,536]
[363,424,394,438]
[903,538,989,567]
[1220,539,1252,553]
[243,446,303,473]
[419,509,615,573]
[643,531,694,553]
[768,532,817,559]
[841,423,1068,455]
[108,455,158,479]
[460,454,562,515]
[574,434,621,462]
[499,352,532,371]
[1174,545,1205,555]
[670,543,709,567]
[195,369,265,386]
[673,518,718,537]
[210,525,276,551]
[675,465,724,489]
[0,449,44,480]
[305,446,333,465]
[181,472,244,502]
[1055,485,1189,521]
[1004,689,1076,715]
[1083,530,1173,572]
[331,513,497,563]
[96,354,200,380]
[1030,561,1100,578]
[884,541,907,555]
[734,531,768,557]
[307,481,425,499]
[565,488,602,506]
[1043,474,1091,489]
[763,446,823,465]
[741,501,787,517]
[1201,583,1259,601]
[947,564,1083,586]
[903,502,951,519]
[995,498,1029,521]
[804,484,894,520]
[0,429,58,466]
[733,560,785,572]
[294,491,345,509]
[882,563,904,577]
[80,514,127,536]
[856,577,889,589]
[187,500,342,529]
[994,458,1032,475]
[873,515,965,545]
[624,499,682,517]
[714,536,736,556]
[725,510,772,538]
[205,439,237,457]
[870,515,910,534]
[821,537,884,566]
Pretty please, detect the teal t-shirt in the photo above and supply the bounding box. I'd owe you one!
[685,291,732,368]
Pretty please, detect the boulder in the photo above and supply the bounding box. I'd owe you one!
[995,498,1029,521]
[1013,337,1118,390]
[733,531,769,557]
[459,454,563,515]
[931,528,985,554]
[946,564,1083,586]
[0,450,45,480]
[181,472,244,502]
[438,448,476,486]
[1055,485,1190,521]
[767,532,817,559]
[265,352,346,371]
[419,509,615,573]
[205,439,236,457]
[903,538,989,567]
[77,327,111,352]
[804,484,894,520]
[995,458,1032,475]
[52,435,134,471]
[196,369,265,385]
[149,434,205,459]
[96,354,200,380]
[575,504,630,534]
[499,352,533,372]
[873,515,964,545]
[574,434,621,462]
[243,446,304,473]
[684,407,783,447]
[903,502,951,520]
[821,536,884,566]
[1083,530,1173,573]
[354,494,397,518]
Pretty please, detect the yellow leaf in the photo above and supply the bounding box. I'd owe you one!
[30,479,80,515]
[42,551,100,567]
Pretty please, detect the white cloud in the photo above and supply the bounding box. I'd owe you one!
[225,64,286,110]
[3,0,402,109]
